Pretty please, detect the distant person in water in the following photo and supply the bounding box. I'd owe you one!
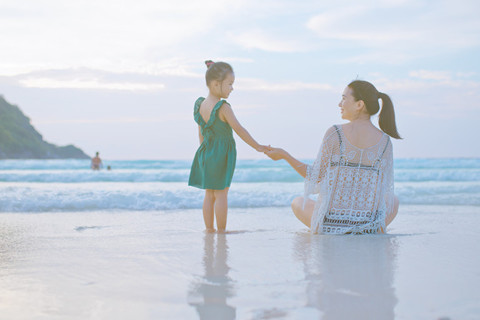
[91,152,103,170]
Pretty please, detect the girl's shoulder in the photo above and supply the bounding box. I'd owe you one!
[216,100,232,113]
[219,100,231,109]
[194,97,206,110]
[216,100,232,122]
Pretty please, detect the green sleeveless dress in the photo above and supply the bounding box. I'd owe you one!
[188,97,237,190]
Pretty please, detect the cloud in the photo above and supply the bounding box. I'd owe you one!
[33,114,189,125]
[4,66,336,93]
[456,72,477,79]
[372,73,480,92]
[306,1,480,62]
[18,78,166,91]
[9,68,172,91]
[403,70,480,89]
[236,78,335,92]
[409,70,451,81]
[306,5,415,43]
[230,30,311,53]
[0,0,241,75]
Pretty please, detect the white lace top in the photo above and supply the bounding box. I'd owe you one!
[305,125,395,234]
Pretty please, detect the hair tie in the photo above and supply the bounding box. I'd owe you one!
[205,60,215,68]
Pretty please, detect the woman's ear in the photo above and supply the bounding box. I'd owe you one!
[357,100,367,113]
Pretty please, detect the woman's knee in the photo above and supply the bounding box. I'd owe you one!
[386,196,399,226]
[291,197,304,213]
[291,196,313,228]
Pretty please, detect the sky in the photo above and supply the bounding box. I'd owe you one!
[0,0,479,160]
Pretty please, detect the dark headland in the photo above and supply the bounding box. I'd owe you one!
[0,95,89,159]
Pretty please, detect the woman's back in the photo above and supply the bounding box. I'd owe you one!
[341,121,384,149]
[308,125,394,234]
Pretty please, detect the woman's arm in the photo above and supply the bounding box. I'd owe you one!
[265,147,307,178]
[198,125,203,144]
[220,103,267,152]
[267,126,336,182]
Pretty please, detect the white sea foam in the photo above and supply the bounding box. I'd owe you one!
[0,159,479,212]
[0,168,479,183]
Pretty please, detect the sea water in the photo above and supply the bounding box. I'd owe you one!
[0,158,479,212]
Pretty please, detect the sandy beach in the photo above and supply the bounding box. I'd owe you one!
[0,205,479,319]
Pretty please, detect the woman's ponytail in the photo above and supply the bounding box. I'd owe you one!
[348,80,402,140]
[378,92,402,139]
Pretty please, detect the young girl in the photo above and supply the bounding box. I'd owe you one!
[189,60,267,233]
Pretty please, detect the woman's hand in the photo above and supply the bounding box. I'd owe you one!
[265,146,307,177]
[256,145,270,153]
[264,147,287,161]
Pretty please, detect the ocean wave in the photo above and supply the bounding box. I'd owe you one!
[0,159,479,212]
[1,158,479,171]
[0,168,479,183]
[1,181,479,212]
[0,182,300,212]
[395,169,480,182]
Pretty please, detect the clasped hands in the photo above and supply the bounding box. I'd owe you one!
[256,145,286,161]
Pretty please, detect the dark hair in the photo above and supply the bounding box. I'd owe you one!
[205,60,234,86]
[348,80,402,139]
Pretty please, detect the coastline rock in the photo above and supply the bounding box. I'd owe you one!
[0,95,89,159]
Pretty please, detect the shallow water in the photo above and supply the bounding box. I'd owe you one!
[0,205,479,319]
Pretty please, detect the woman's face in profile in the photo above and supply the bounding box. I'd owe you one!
[338,87,358,120]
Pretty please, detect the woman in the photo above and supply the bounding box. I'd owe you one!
[266,80,401,234]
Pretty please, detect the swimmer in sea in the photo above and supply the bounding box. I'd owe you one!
[91,152,103,170]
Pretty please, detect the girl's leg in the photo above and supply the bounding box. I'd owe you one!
[291,196,315,228]
[203,189,216,232]
[213,188,229,232]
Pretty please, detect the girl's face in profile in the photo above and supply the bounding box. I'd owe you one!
[220,73,235,99]
[210,73,235,99]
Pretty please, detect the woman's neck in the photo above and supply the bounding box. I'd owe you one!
[349,114,372,125]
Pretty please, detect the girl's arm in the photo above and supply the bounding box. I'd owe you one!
[265,148,307,178]
[220,103,266,152]
[198,125,203,144]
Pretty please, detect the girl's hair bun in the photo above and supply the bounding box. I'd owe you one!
[204,61,233,86]
[205,60,215,68]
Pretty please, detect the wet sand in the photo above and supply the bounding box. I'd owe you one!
[0,205,479,319]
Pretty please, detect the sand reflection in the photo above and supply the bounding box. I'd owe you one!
[294,233,398,320]
[0,223,28,272]
[188,233,235,319]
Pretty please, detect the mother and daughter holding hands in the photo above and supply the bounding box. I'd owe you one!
[189,60,401,234]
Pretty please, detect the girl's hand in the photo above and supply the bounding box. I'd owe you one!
[264,147,286,160]
[256,145,269,152]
